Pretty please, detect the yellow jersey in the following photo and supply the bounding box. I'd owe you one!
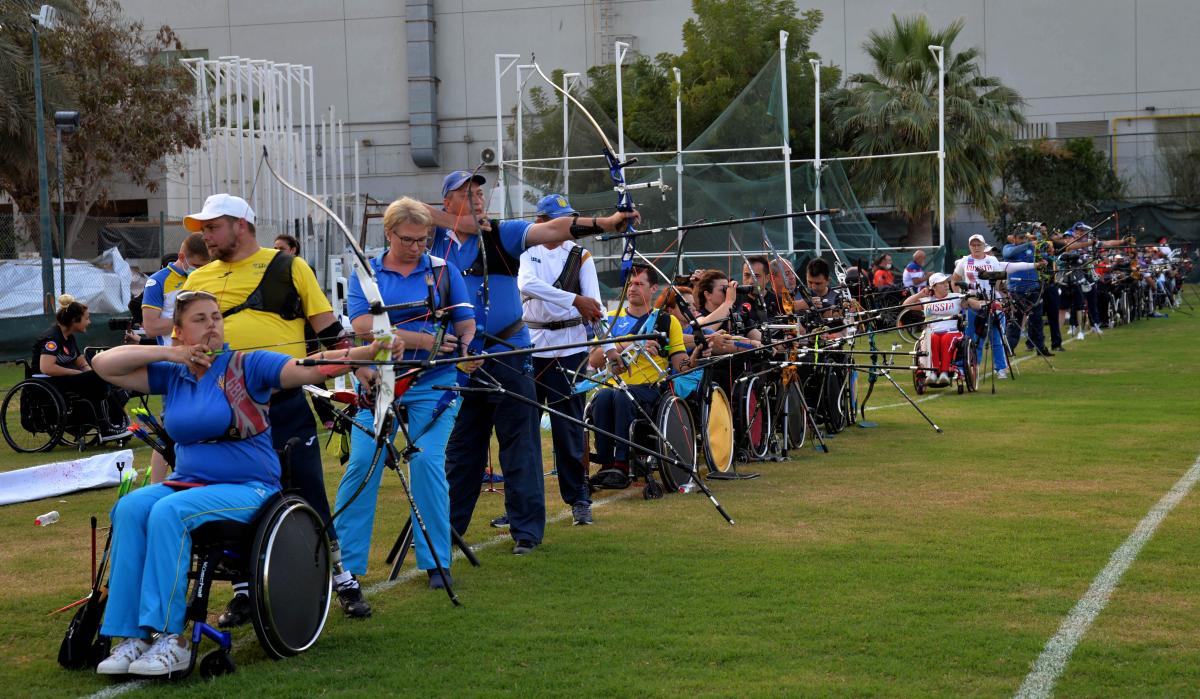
[607,308,685,386]
[182,248,331,358]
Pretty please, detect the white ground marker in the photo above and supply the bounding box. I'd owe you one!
[1015,453,1200,698]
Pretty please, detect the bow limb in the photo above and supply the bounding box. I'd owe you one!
[260,147,394,436]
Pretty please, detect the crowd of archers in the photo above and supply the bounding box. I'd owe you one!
[39,176,1192,680]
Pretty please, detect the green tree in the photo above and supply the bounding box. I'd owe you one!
[1000,138,1124,231]
[827,15,1024,245]
[0,0,200,252]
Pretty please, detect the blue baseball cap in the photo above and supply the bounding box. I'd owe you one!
[535,194,577,219]
[1072,221,1092,231]
[441,170,486,199]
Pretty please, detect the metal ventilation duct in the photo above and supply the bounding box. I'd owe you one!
[407,0,439,167]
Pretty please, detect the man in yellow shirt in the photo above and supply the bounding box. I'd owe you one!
[180,193,371,620]
[586,264,699,486]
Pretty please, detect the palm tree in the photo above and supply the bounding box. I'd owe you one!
[827,15,1023,245]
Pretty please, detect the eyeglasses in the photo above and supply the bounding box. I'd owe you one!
[394,235,427,248]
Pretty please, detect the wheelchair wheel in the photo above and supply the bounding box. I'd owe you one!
[700,384,734,473]
[655,394,697,493]
[782,382,807,450]
[896,307,924,344]
[200,649,236,678]
[2,380,65,453]
[249,496,332,659]
[734,376,770,460]
[962,339,980,393]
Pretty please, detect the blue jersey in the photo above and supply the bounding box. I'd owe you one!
[431,220,531,348]
[147,349,290,486]
[1002,242,1038,292]
[142,263,189,344]
[347,252,473,382]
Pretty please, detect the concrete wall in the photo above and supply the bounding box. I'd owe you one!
[114,0,1200,224]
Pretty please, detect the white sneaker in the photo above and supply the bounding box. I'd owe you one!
[1092,324,1103,336]
[96,637,151,675]
[127,633,190,677]
[1075,330,1085,341]
[996,369,1009,379]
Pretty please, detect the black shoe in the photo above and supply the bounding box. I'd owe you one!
[512,540,537,556]
[1051,345,1066,352]
[427,569,453,590]
[1035,347,1055,357]
[336,580,372,618]
[571,502,593,526]
[489,514,510,528]
[217,593,252,628]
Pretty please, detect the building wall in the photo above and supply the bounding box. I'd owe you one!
[115,0,1200,221]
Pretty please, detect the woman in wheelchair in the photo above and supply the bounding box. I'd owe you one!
[903,273,986,387]
[89,290,400,677]
[32,294,129,437]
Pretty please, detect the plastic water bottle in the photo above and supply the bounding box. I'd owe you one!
[35,510,60,526]
[678,482,697,494]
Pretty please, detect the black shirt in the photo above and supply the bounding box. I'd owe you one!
[32,325,81,372]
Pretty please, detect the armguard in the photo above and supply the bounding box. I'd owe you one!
[317,320,350,350]
[569,214,603,239]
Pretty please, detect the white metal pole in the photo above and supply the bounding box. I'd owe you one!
[810,57,821,256]
[281,64,294,228]
[516,65,534,219]
[615,41,629,162]
[338,119,345,227]
[306,67,317,206]
[929,45,946,250]
[673,66,684,261]
[494,54,519,216]
[247,61,260,214]
[354,140,361,242]
[561,72,580,195]
[779,31,795,255]
[234,58,245,197]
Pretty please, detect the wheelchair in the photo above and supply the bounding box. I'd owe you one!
[177,440,332,678]
[912,318,978,395]
[584,386,699,499]
[1,358,131,453]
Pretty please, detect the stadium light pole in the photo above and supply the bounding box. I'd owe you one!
[929,44,946,250]
[54,110,80,295]
[31,5,61,312]
[615,41,630,163]
[673,66,683,260]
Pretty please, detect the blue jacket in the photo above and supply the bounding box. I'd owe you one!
[1002,242,1038,292]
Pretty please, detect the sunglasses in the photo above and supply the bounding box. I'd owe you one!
[176,290,217,303]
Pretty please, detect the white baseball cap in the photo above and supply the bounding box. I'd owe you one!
[184,194,256,232]
[968,234,987,245]
[928,272,949,286]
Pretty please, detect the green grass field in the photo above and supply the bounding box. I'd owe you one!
[1,309,1198,698]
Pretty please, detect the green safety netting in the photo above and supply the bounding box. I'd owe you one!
[500,57,943,292]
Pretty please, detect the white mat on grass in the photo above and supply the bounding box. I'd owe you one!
[0,449,134,506]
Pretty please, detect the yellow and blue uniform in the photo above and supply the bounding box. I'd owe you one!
[181,247,337,539]
[335,253,472,575]
[100,349,289,638]
[182,247,332,358]
[142,262,190,345]
[590,310,685,466]
[432,222,546,545]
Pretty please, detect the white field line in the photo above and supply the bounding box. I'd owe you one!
[81,491,636,699]
[1014,452,1200,699]
[865,335,1077,412]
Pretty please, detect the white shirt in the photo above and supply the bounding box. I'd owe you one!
[518,241,602,358]
[954,255,1035,298]
[923,293,966,333]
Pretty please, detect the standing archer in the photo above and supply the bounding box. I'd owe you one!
[427,171,636,555]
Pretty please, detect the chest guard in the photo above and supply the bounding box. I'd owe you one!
[463,221,522,278]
